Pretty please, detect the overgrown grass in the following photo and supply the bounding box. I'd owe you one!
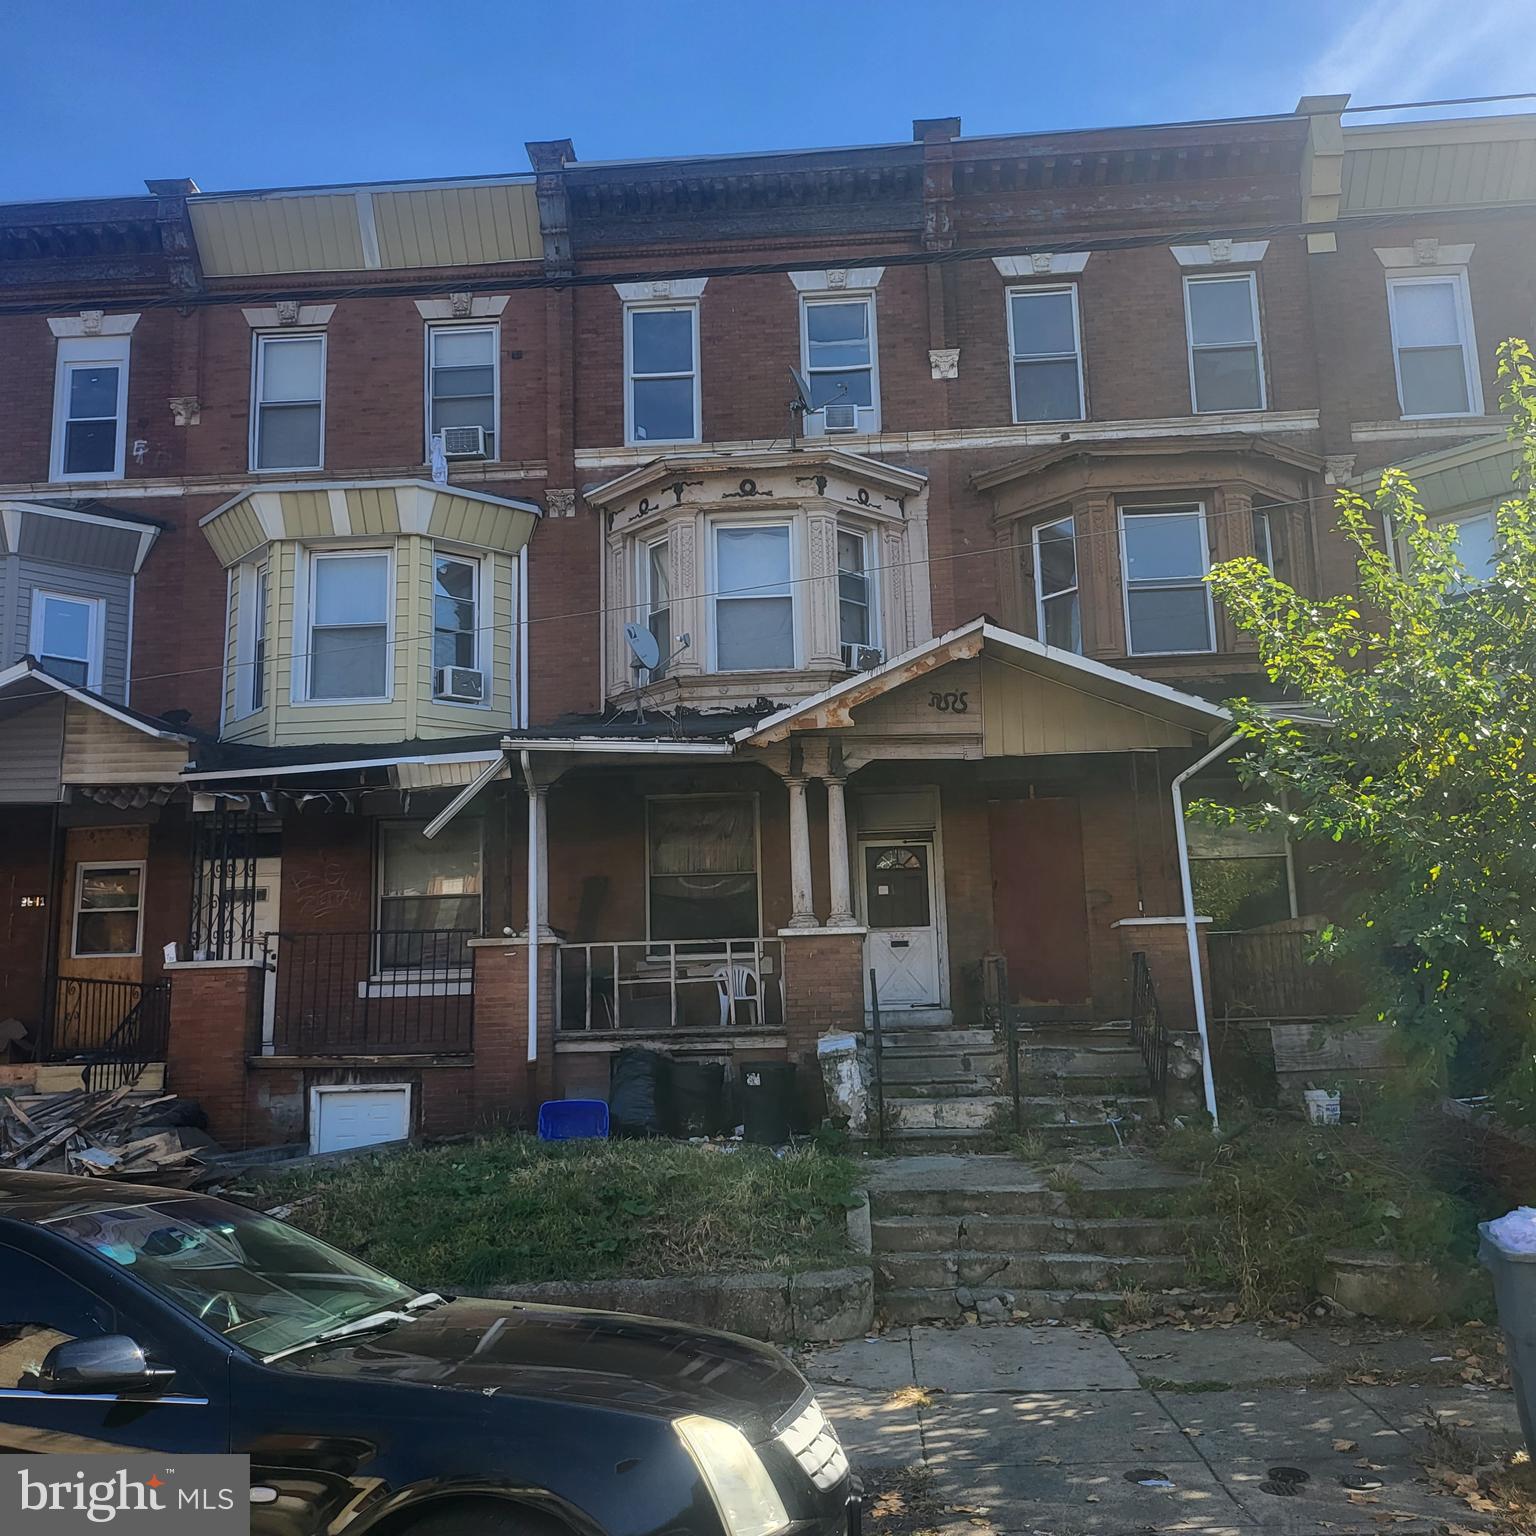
[260,1136,861,1288]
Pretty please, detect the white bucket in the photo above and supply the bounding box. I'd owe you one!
[1304,1088,1341,1126]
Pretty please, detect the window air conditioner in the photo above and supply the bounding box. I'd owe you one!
[840,643,885,671]
[822,403,860,433]
[436,666,485,702]
[439,425,487,458]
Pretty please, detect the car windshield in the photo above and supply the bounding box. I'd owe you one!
[43,1195,420,1358]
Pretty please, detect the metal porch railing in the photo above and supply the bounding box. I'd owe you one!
[555,939,785,1033]
[43,976,172,1092]
[1129,950,1170,1113]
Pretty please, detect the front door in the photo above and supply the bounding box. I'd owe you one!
[862,843,942,1009]
[989,798,1092,1004]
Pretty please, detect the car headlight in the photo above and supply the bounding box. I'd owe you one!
[674,1414,790,1536]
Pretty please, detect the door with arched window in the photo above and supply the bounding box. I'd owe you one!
[860,843,942,1008]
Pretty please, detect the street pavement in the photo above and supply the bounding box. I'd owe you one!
[804,1321,1524,1535]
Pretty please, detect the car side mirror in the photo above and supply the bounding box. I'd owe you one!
[36,1335,177,1396]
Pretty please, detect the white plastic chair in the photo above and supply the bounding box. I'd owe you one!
[714,964,762,1028]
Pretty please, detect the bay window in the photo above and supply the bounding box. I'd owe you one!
[1008,286,1085,422]
[1033,517,1081,652]
[626,303,699,445]
[73,863,144,958]
[30,590,101,688]
[1387,272,1481,418]
[428,325,498,457]
[1184,274,1265,413]
[837,528,875,654]
[432,553,479,684]
[648,796,759,941]
[377,819,482,969]
[307,551,390,701]
[253,333,325,471]
[1120,503,1214,655]
[714,524,794,671]
[802,295,878,432]
[51,336,130,481]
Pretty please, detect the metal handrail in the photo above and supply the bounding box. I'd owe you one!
[1129,950,1170,1114]
[43,976,172,1092]
[868,968,885,1149]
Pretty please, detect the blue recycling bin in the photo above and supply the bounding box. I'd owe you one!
[537,1099,610,1141]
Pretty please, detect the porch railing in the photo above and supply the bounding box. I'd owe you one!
[43,976,172,1092]
[266,930,474,1056]
[556,939,785,1033]
[1128,951,1170,1113]
[1207,928,1363,1020]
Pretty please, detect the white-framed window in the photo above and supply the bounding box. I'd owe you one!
[251,332,325,471]
[1386,272,1482,419]
[625,302,700,445]
[1184,273,1265,413]
[72,861,145,958]
[377,818,482,970]
[1252,506,1275,570]
[801,293,879,433]
[427,323,498,459]
[712,523,795,671]
[1119,502,1215,655]
[29,590,103,689]
[50,336,130,482]
[646,795,760,941]
[1007,286,1085,422]
[641,537,672,680]
[837,526,877,653]
[1032,516,1082,652]
[232,562,269,719]
[1434,508,1499,589]
[251,565,269,711]
[301,549,392,702]
[431,551,480,692]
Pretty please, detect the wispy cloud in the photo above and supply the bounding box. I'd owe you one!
[1304,0,1535,107]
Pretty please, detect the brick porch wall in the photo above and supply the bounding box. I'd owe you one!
[780,928,866,1122]
[471,938,556,1125]
[163,960,263,1145]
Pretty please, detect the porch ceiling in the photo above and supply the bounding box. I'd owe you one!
[737,620,1229,753]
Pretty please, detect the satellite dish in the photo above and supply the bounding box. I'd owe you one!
[623,622,661,672]
[789,366,814,413]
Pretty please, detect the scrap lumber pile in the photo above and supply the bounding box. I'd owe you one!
[0,1088,209,1185]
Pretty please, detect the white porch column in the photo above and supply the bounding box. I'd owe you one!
[785,776,819,929]
[529,783,551,937]
[825,775,856,926]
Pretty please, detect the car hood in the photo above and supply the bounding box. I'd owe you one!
[271,1297,810,1440]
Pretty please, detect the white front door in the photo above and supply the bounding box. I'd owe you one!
[250,858,281,1051]
[311,1086,411,1154]
[861,842,941,1009]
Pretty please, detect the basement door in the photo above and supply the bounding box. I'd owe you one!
[988,798,1092,1005]
[861,842,942,1009]
[310,1085,411,1155]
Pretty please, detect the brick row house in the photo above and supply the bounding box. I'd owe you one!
[0,97,1531,1151]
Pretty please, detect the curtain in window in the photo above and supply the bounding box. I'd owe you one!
[649,798,759,940]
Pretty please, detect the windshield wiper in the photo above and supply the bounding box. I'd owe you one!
[262,1308,416,1363]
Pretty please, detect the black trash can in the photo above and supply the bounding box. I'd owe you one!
[609,1046,668,1137]
[669,1060,726,1138]
[741,1060,797,1145]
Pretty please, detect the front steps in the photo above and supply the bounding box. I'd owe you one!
[864,1152,1225,1325]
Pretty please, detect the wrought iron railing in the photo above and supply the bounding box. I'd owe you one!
[555,939,785,1032]
[43,976,172,1092]
[265,930,474,1056]
[1128,951,1170,1113]
[1207,928,1363,1020]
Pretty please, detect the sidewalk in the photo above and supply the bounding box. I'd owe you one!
[805,1320,1523,1534]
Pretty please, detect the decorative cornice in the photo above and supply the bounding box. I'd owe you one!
[1169,240,1270,267]
[47,311,140,338]
[788,267,886,292]
[414,295,510,320]
[241,303,336,329]
[1373,241,1475,269]
[613,277,708,301]
[992,253,1090,278]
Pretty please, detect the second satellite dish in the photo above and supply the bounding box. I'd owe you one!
[790,366,814,414]
[623,622,662,672]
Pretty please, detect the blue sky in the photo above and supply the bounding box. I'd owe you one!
[2,0,1531,201]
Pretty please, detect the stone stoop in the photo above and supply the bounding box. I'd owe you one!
[863,1152,1228,1325]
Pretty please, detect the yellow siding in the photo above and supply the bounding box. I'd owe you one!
[371,183,541,268]
[189,195,367,275]
[61,704,188,784]
[345,486,402,535]
[429,492,537,553]
[204,500,267,567]
[1342,134,1536,212]
[980,657,1200,756]
[417,550,519,733]
[284,490,334,539]
[222,569,239,727]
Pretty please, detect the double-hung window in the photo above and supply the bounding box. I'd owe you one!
[29,591,102,688]
[233,563,269,719]
[306,551,390,701]
[802,295,878,432]
[1008,287,1085,422]
[713,525,794,671]
[73,863,144,958]
[626,304,700,444]
[648,796,759,941]
[642,539,672,680]
[427,325,498,458]
[1184,274,1265,412]
[1435,509,1498,589]
[1033,517,1082,652]
[837,528,876,654]
[1119,503,1214,655]
[432,553,479,691]
[377,819,482,970]
[1387,273,1481,418]
[252,333,325,471]
[51,337,130,481]
[251,566,269,711]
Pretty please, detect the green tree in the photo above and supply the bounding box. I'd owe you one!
[1199,338,1536,1117]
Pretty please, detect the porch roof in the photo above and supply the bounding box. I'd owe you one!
[735,619,1231,749]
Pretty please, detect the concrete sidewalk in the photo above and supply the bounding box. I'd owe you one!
[806,1320,1523,1535]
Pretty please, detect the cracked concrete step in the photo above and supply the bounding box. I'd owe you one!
[1015,1094,1156,1126]
[874,1249,1192,1291]
[876,1285,1233,1326]
[871,1214,1191,1256]
[877,1028,998,1051]
[1013,1071,1151,1097]
[876,1051,1005,1081]
[884,1095,1010,1131]
[884,1081,1004,1100]
[1017,1046,1148,1077]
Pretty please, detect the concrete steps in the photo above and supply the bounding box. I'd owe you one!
[878,1285,1232,1326]
[871,1213,1192,1257]
[875,1250,1191,1291]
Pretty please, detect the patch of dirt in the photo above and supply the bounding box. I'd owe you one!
[861,1466,952,1536]
[1422,1414,1536,1534]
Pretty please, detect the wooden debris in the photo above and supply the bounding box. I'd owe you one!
[0,1089,212,1184]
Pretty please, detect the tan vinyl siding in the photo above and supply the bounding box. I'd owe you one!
[223,568,239,727]
[203,499,269,567]
[429,492,537,552]
[1342,133,1536,213]
[345,486,402,536]
[371,183,541,268]
[189,195,368,275]
[1411,446,1522,516]
[283,490,334,539]
[60,703,187,783]
[980,657,1200,755]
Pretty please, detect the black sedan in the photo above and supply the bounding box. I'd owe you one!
[0,1171,857,1536]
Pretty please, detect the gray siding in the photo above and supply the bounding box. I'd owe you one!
[0,695,65,803]
[3,552,133,702]
[18,515,141,572]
